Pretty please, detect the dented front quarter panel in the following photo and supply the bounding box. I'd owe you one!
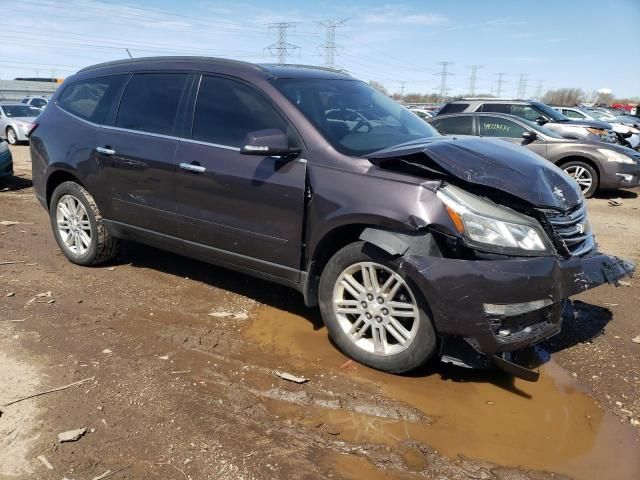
[395,251,635,354]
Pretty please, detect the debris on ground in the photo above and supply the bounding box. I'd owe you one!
[618,281,632,287]
[632,335,640,344]
[58,427,87,443]
[2,377,95,408]
[276,371,309,384]
[102,349,112,354]
[26,291,53,306]
[0,261,25,266]
[6,292,15,297]
[37,455,54,470]
[608,199,623,207]
[208,310,249,320]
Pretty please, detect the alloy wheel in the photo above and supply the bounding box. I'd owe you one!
[564,165,593,194]
[56,194,92,256]
[332,262,419,356]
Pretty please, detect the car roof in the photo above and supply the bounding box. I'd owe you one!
[77,56,352,81]
[447,98,529,103]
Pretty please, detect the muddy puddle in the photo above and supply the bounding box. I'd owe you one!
[244,306,640,479]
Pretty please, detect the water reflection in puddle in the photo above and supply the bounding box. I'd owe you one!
[245,305,640,479]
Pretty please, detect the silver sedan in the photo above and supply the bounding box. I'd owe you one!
[0,104,40,144]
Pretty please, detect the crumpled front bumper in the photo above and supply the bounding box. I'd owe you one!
[398,251,635,357]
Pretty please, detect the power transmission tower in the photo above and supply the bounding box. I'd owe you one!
[435,62,454,102]
[535,80,544,100]
[495,73,506,97]
[318,19,347,69]
[266,22,299,64]
[399,81,406,102]
[466,65,482,96]
[516,74,528,99]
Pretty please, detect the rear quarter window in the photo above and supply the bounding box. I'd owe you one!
[58,75,126,124]
[438,103,470,115]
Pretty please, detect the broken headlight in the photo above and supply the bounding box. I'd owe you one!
[437,185,554,256]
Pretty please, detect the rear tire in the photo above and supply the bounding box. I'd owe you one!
[319,241,437,373]
[561,160,598,198]
[49,181,119,266]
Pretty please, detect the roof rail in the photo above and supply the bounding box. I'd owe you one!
[78,56,265,73]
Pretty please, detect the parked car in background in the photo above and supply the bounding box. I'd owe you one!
[427,112,640,198]
[29,56,634,380]
[0,104,40,144]
[409,107,436,119]
[438,98,616,144]
[21,96,49,110]
[0,138,13,181]
[553,106,639,149]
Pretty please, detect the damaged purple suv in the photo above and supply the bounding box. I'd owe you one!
[30,57,634,381]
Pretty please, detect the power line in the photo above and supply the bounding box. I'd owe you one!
[495,73,506,97]
[535,80,544,100]
[266,22,299,64]
[466,65,483,96]
[318,19,347,69]
[517,74,528,99]
[435,62,454,102]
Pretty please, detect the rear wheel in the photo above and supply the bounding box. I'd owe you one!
[562,160,598,198]
[49,181,119,265]
[6,127,17,145]
[319,242,437,373]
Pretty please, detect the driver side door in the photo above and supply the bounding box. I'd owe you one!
[478,116,547,158]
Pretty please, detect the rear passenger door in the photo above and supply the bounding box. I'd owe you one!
[174,74,306,278]
[95,72,191,237]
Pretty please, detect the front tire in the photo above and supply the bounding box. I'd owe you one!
[6,127,18,145]
[319,242,437,373]
[49,181,119,266]
[561,160,598,198]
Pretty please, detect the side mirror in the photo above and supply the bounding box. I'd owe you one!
[535,116,548,125]
[240,129,300,158]
[522,131,537,143]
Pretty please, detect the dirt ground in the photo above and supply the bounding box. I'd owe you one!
[1,145,639,480]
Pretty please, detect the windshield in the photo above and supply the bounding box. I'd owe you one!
[272,78,439,156]
[520,118,564,139]
[530,101,568,122]
[1,105,39,118]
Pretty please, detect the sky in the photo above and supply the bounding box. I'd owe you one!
[2,0,639,98]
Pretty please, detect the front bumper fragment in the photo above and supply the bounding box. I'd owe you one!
[398,251,635,357]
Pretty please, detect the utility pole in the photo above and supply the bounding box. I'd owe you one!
[435,62,454,102]
[495,73,506,97]
[516,74,528,99]
[318,19,347,69]
[466,65,482,96]
[535,80,544,100]
[267,22,299,65]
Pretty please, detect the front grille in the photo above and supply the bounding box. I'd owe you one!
[540,203,594,257]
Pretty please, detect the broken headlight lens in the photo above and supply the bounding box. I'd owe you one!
[597,148,636,164]
[437,185,554,256]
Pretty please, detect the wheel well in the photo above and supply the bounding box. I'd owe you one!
[303,224,371,307]
[556,156,600,178]
[46,171,85,207]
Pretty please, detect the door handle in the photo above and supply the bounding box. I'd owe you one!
[96,146,116,156]
[180,162,206,173]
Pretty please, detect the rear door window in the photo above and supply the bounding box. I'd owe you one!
[115,73,188,136]
[192,75,300,148]
[438,103,470,115]
[430,116,474,135]
[58,75,126,124]
[479,116,527,138]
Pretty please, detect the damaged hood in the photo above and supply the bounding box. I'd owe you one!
[369,136,582,210]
